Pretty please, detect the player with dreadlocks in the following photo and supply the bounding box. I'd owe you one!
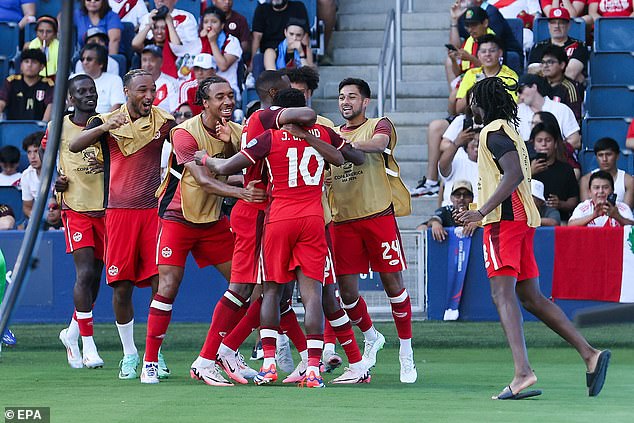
[456,77,610,400]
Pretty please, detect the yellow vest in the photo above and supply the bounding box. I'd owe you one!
[330,117,411,222]
[55,116,104,212]
[159,116,242,224]
[477,119,540,227]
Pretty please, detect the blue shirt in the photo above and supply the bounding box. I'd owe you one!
[0,0,35,23]
[73,9,123,48]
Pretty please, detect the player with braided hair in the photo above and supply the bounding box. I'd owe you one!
[456,77,610,400]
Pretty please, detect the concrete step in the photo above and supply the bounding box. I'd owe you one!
[318,110,445,126]
[394,144,426,162]
[332,46,448,65]
[332,29,448,48]
[312,97,446,113]
[314,80,449,101]
[317,64,446,84]
[338,0,453,14]
[338,13,450,32]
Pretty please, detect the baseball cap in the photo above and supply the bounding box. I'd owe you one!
[518,73,544,88]
[548,7,571,21]
[451,180,474,195]
[84,27,109,43]
[142,44,163,58]
[463,7,488,24]
[193,53,215,70]
[531,179,545,202]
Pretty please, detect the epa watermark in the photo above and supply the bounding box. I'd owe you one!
[4,408,50,423]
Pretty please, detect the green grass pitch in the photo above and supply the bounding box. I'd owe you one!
[1,322,633,422]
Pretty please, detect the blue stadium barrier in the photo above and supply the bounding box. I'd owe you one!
[505,18,524,75]
[37,0,61,18]
[585,85,634,118]
[589,52,634,86]
[582,117,632,150]
[579,149,634,175]
[0,121,47,149]
[0,21,20,58]
[594,17,634,52]
[0,187,24,228]
[533,17,586,43]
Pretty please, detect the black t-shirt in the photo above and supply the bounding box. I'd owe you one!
[549,77,583,123]
[0,75,54,120]
[528,38,589,71]
[252,1,310,51]
[532,159,579,220]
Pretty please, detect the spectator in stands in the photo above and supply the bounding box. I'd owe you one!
[178,53,216,117]
[529,121,579,220]
[530,109,580,176]
[0,204,15,230]
[141,44,178,113]
[517,73,580,148]
[20,131,43,219]
[160,102,193,179]
[527,7,588,82]
[200,6,243,101]
[579,137,634,209]
[418,180,478,241]
[317,0,337,65]
[24,15,59,80]
[588,0,633,19]
[539,44,583,122]
[264,18,314,71]
[0,0,36,29]
[212,0,252,61]
[76,43,125,113]
[438,123,479,208]
[569,170,634,226]
[489,0,542,50]
[75,28,120,77]
[75,0,123,55]
[108,0,149,29]
[132,15,171,52]
[0,49,53,122]
[139,0,202,80]
[0,145,22,188]
[540,0,588,20]
[43,198,63,230]
[626,120,634,151]
[250,0,310,74]
[531,179,561,226]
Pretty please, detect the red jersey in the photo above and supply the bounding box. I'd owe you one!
[241,125,345,223]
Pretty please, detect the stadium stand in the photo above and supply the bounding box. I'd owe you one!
[119,22,137,67]
[0,121,48,149]
[0,21,20,58]
[37,0,61,18]
[583,117,632,150]
[0,186,24,228]
[594,17,634,53]
[579,149,633,176]
[533,17,586,43]
[505,18,524,75]
[585,85,634,118]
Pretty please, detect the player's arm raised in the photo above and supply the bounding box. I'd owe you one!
[284,123,344,166]
[185,162,266,203]
[70,114,127,153]
[194,149,253,176]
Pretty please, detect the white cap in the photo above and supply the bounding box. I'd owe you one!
[531,179,545,202]
[193,53,215,70]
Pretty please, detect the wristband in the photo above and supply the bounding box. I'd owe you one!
[477,210,485,218]
[202,153,209,167]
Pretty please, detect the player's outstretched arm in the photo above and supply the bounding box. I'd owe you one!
[350,133,390,154]
[284,124,344,166]
[70,114,127,153]
[185,162,266,202]
[278,107,317,127]
[194,149,252,175]
[340,143,365,165]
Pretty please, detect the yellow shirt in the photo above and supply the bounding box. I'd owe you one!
[461,27,495,72]
[457,65,518,101]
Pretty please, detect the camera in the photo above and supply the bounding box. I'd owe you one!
[153,5,169,20]
[607,193,617,206]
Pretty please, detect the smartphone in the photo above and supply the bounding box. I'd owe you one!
[535,152,548,161]
[462,114,474,131]
[607,193,617,206]
[445,43,458,51]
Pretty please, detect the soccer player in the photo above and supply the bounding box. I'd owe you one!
[329,78,417,383]
[197,87,346,388]
[141,76,267,385]
[70,69,176,380]
[45,75,105,369]
[456,77,611,399]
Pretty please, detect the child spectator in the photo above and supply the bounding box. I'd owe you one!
[531,179,561,226]
[24,15,59,79]
[20,131,44,219]
[0,146,22,188]
[132,16,170,52]
[74,0,123,55]
[263,18,314,70]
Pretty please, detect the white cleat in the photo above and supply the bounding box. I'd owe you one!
[282,360,307,383]
[275,334,295,373]
[190,364,234,387]
[362,331,385,368]
[158,351,170,379]
[82,350,104,368]
[399,352,418,383]
[322,352,343,373]
[59,328,83,369]
[237,352,258,380]
[140,361,159,384]
[216,349,248,384]
[331,365,372,384]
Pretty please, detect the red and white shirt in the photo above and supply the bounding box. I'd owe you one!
[570,199,634,227]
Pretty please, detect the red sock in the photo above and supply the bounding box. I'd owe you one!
[199,290,248,360]
[306,334,323,369]
[342,296,373,332]
[324,319,336,345]
[145,294,173,362]
[260,327,278,359]
[280,306,307,353]
[389,288,412,339]
[326,309,362,364]
[223,296,262,351]
[76,310,94,337]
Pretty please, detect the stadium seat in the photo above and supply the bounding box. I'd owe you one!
[505,18,524,75]
[0,121,48,149]
[589,52,634,86]
[585,85,634,117]
[0,21,20,58]
[579,148,634,175]
[594,17,634,52]
[582,117,632,150]
[533,17,586,43]
[18,152,29,172]
[118,22,136,68]
[37,0,62,18]
[0,55,8,82]
[0,186,24,228]
[110,54,128,79]
[24,21,37,45]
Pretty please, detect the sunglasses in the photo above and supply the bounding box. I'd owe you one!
[174,111,193,119]
[48,204,59,211]
[81,56,96,62]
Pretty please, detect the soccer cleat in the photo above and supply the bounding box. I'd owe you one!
[237,352,258,379]
[322,352,343,373]
[140,361,159,384]
[253,363,278,385]
[118,353,139,380]
[332,366,372,384]
[190,364,234,387]
[362,331,385,368]
[250,340,264,361]
[275,334,295,373]
[157,351,170,379]
[2,328,16,346]
[410,177,439,197]
[59,328,83,369]
[82,350,105,369]
[399,352,418,383]
[282,360,307,383]
[301,370,325,388]
[216,350,248,384]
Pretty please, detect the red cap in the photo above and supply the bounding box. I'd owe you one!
[548,7,571,21]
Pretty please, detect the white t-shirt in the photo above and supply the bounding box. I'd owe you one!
[20,166,40,201]
[154,72,179,113]
[75,56,120,78]
[216,34,243,101]
[442,115,467,142]
[91,72,126,114]
[440,147,479,207]
[108,0,149,27]
[518,97,580,141]
[0,172,21,188]
[570,199,634,227]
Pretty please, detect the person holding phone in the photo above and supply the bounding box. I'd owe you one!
[569,171,634,227]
